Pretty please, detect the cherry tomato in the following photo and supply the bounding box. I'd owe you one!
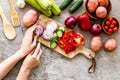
[104,26,109,31]
[108,29,113,33]
[113,27,118,32]
[112,20,118,25]
[110,24,115,29]
[108,17,113,22]
[105,21,110,26]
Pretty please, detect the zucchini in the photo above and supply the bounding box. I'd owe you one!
[69,0,83,13]
[50,42,57,49]
[36,0,51,10]
[50,0,61,16]
[59,0,73,10]
[58,26,65,32]
[25,0,52,17]
[57,30,63,38]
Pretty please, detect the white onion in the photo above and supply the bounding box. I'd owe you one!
[42,30,53,40]
[46,22,57,32]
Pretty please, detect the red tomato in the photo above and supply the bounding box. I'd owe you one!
[113,27,118,32]
[105,21,110,26]
[108,17,113,22]
[104,26,109,31]
[108,29,113,33]
[112,20,118,25]
[110,24,115,29]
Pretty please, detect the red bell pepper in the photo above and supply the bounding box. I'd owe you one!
[77,13,91,31]
[58,30,84,54]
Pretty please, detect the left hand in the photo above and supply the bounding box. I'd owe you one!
[19,25,38,57]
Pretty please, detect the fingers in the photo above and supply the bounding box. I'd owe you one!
[37,49,42,60]
[28,49,35,55]
[25,24,37,35]
[31,35,38,48]
[32,43,40,57]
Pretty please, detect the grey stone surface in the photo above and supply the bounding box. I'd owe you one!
[0,0,120,80]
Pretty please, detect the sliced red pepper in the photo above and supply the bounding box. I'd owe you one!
[64,45,76,54]
[58,38,66,49]
[71,33,84,46]
[58,30,85,54]
[62,32,68,44]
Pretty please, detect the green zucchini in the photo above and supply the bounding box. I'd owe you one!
[57,30,63,38]
[50,42,57,49]
[69,0,83,13]
[59,0,73,10]
[25,0,52,17]
[50,0,61,16]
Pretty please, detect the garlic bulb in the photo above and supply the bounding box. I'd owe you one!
[17,0,26,9]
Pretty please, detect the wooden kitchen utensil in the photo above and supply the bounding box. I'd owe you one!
[9,0,20,27]
[0,6,16,40]
[37,15,95,59]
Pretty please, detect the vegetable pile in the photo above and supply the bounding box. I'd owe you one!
[25,0,61,17]
[58,30,84,54]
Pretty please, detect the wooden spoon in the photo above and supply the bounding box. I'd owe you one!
[0,6,16,40]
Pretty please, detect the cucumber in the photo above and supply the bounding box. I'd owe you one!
[50,36,58,42]
[53,32,58,38]
[50,42,57,49]
[69,0,83,13]
[57,30,63,38]
[59,0,73,10]
[58,26,65,32]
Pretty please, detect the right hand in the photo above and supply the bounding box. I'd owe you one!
[21,43,42,71]
[19,25,38,57]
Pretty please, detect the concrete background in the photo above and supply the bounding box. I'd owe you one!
[0,0,120,80]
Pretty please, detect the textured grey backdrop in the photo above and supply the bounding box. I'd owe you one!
[0,0,120,80]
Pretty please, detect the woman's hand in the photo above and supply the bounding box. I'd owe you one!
[19,25,38,57]
[21,43,42,71]
[16,43,42,80]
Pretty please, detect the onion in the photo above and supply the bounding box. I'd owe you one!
[46,22,57,32]
[42,30,53,40]
[34,24,44,36]
[64,16,77,29]
[91,24,102,35]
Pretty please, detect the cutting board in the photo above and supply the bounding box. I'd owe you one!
[37,15,95,59]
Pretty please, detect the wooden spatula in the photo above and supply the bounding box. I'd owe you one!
[37,15,95,59]
[0,6,16,40]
